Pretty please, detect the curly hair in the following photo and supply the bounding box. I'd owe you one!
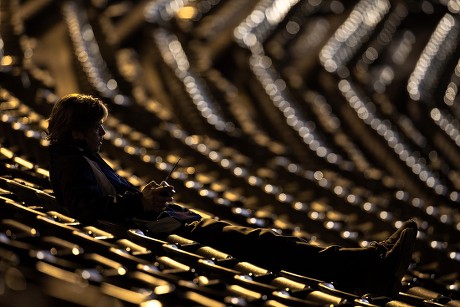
[47,94,108,144]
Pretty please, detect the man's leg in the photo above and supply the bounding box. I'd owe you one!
[177,218,322,270]
[178,218,417,297]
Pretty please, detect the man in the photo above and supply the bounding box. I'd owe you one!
[47,93,417,297]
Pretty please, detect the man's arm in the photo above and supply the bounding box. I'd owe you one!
[50,155,144,224]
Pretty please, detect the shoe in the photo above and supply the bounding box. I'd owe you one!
[358,221,417,297]
[374,219,418,248]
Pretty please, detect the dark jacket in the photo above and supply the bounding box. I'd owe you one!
[49,143,201,230]
[49,143,144,224]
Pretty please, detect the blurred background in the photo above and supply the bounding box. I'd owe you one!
[1,0,460,306]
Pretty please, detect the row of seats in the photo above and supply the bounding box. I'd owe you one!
[1,153,459,306]
[1,0,460,305]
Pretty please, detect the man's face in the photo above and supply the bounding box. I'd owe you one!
[77,121,106,152]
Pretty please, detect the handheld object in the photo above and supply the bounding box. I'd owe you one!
[159,158,180,196]
[161,158,181,185]
[155,158,181,219]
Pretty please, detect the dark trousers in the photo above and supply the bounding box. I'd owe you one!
[176,218,378,283]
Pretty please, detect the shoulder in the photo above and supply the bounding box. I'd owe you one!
[49,144,93,176]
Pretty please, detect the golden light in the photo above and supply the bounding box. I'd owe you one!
[1,56,14,66]
[176,6,197,20]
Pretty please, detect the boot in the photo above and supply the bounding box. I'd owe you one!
[352,219,418,296]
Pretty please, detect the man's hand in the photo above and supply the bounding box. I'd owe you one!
[141,180,175,212]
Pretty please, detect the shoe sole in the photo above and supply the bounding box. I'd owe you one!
[388,228,417,297]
